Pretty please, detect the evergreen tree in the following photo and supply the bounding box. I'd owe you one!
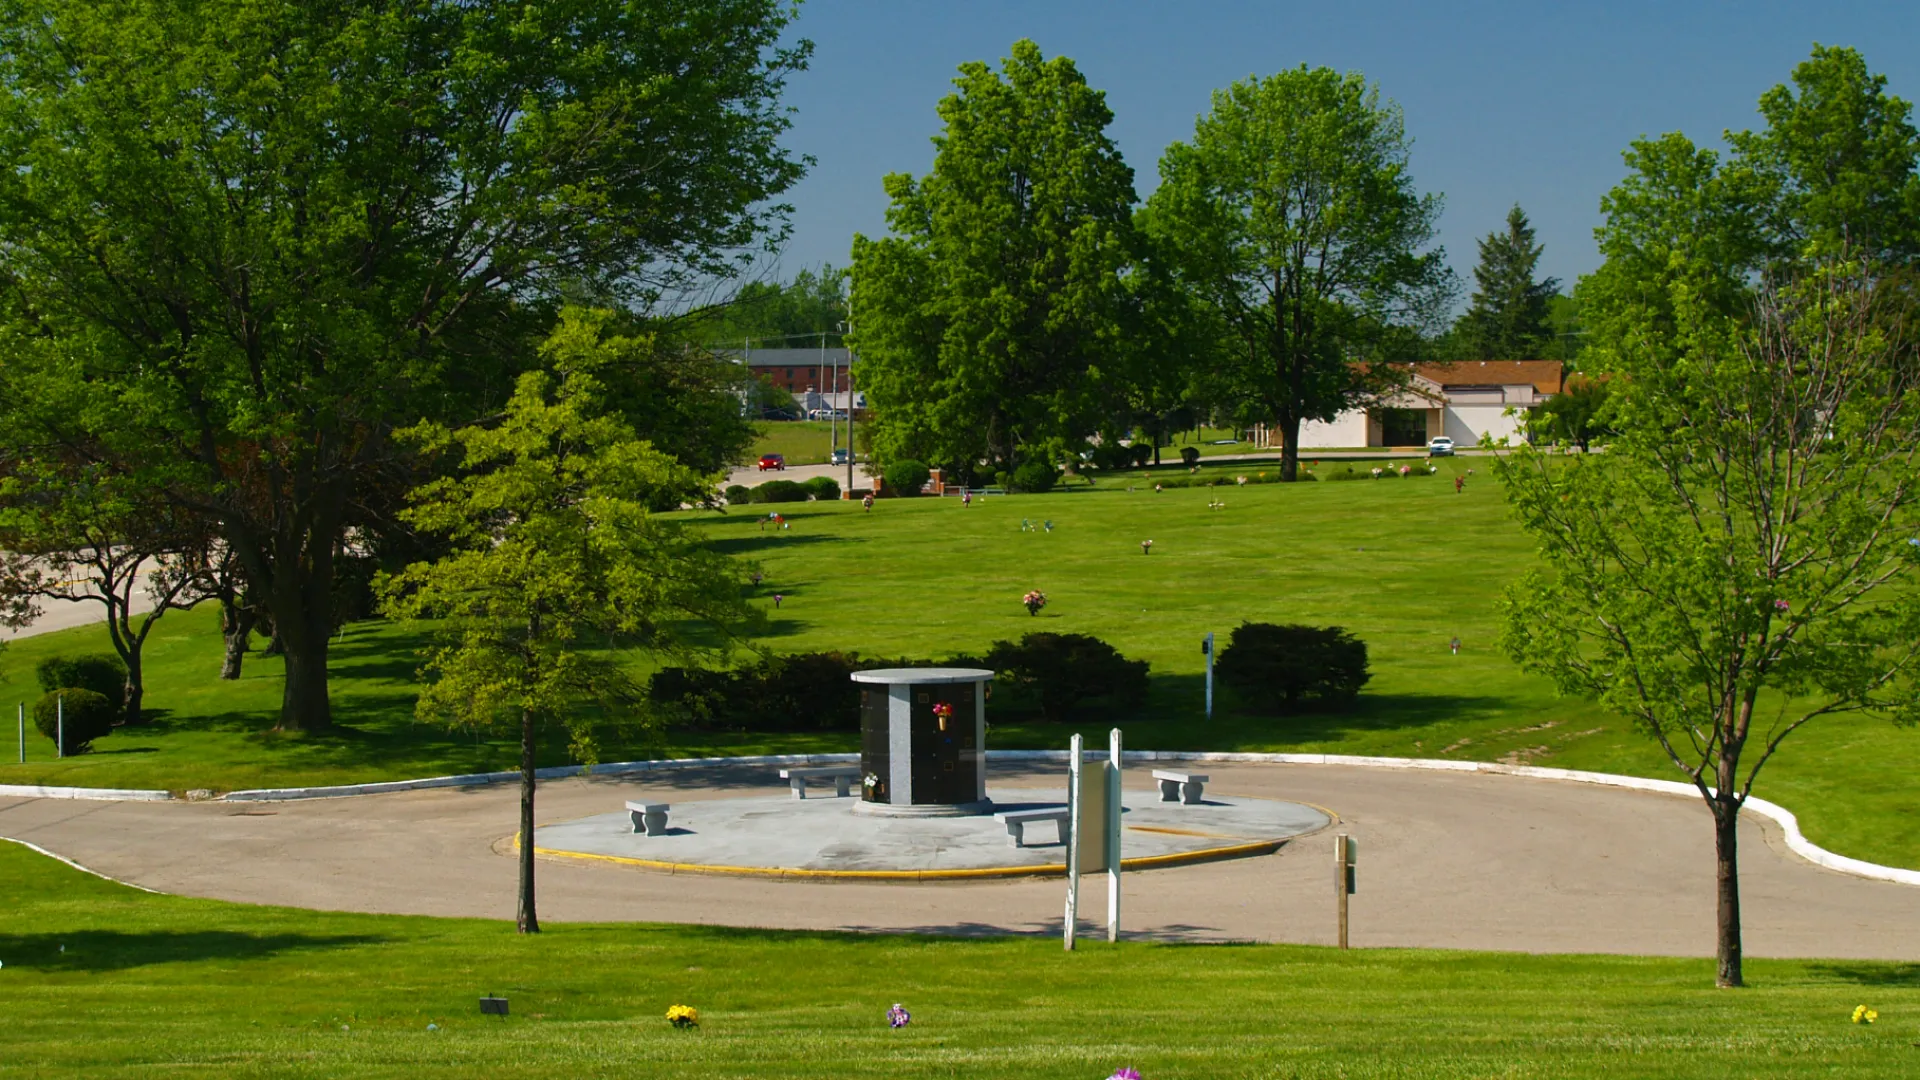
[1459,205,1560,360]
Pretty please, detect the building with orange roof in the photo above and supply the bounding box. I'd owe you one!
[1256,360,1565,449]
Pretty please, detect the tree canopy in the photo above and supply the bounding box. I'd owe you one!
[1456,205,1560,360]
[849,39,1141,479]
[1142,65,1453,481]
[0,0,808,731]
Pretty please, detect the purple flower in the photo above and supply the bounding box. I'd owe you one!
[887,1003,911,1028]
[1107,1069,1142,1080]
[1773,599,1790,611]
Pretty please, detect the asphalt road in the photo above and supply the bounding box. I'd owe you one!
[4,761,1915,957]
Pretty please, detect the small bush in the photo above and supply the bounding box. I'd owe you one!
[1009,460,1059,494]
[749,479,809,504]
[984,632,1149,723]
[883,459,930,497]
[1087,439,1133,471]
[36,654,125,701]
[651,651,935,732]
[1214,622,1370,714]
[802,475,840,501]
[1179,446,1201,466]
[993,469,1011,490]
[32,688,116,754]
[724,484,752,505]
[1128,442,1154,467]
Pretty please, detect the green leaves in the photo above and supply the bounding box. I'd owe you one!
[1142,64,1451,479]
[381,308,761,753]
[849,39,1140,477]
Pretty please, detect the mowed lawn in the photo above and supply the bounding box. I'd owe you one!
[1,473,1916,869]
[2,842,1914,1079]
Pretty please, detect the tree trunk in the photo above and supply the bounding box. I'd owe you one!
[220,604,255,681]
[122,653,144,727]
[517,706,540,935]
[1714,797,1743,988]
[1278,413,1302,482]
[268,554,337,732]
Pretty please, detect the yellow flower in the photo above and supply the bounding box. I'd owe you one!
[1851,1005,1877,1024]
[667,1004,699,1028]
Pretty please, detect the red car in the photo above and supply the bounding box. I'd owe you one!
[757,453,785,471]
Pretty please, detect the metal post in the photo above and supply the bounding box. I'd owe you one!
[1106,727,1122,943]
[56,693,64,760]
[1335,833,1352,949]
[1203,632,1215,719]
[821,330,833,453]
[1064,733,1082,951]
[843,320,856,497]
[16,702,23,763]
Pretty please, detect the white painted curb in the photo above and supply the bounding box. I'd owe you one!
[8,750,1915,889]
[0,783,171,802]
[0,836,162,892]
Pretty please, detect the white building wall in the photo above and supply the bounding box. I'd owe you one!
[1444,405,1531,448]
[1297,410,1371,448]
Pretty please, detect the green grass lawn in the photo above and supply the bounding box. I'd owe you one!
[3,841,1914,1078]
[3,472,1916,871]
[749,420,850,466]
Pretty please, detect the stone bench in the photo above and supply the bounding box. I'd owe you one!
[1152,769,1210,804]
[780,766,862,799]
[625,801,670,836]
[997,807,1071,849]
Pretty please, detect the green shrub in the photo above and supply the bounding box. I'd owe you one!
[1087,439,1133,471]
[984,632,1148,723]
[1128,442,1154,466]
[1009,460,1058,494]
[724,484,752,505]
[749,479,809,504]
[651,651,936,732]
[1214,622,1370,714]
[802,475,840,501]
[32,688,116,755]
[993,469,1011,490]
[1179,446,1201,466]
[35,654,125,701]
[883,459,930,497]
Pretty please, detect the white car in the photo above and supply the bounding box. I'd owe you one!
[1427,436,1455,456]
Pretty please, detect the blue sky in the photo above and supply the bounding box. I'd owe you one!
[767,1,1920,297]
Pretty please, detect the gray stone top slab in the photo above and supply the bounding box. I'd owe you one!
[850,667,995,685]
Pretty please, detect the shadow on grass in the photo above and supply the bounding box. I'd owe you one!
[0,930,386,972]
[1806,962,1920,987]
[709,533,860,558]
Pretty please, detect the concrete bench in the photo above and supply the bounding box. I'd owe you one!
[625,801,670,836]
[780,765,862,799]
[1152,769,1210,805]
[997,807,1071,849]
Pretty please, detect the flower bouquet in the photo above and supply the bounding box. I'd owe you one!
[1107,1068,1142,1079]
[932,702,954,731]
[1023,589,1047,616]
[1852,1005,1878,1024]
[666,1004,698,1029]
[887,1003,912,1028]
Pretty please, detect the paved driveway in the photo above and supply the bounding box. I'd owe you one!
[4,761,1915,957]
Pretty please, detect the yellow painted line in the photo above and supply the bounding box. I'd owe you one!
[1127,824,1243,839]
[528,837,1289,882]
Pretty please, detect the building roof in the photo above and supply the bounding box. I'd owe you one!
[1414,360,1563,395]
[724,347,851,368]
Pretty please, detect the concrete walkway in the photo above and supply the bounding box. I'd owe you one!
[3,761,1915,957]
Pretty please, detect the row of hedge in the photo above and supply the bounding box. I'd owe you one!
[647,623,1369,732]
[724,476,841,505]
[31,653,128,755]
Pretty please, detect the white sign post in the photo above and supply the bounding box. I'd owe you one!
[1106,727,1122,942]
[55,694,63,760]
[16,702,23,763]
[1064,733,1083,950]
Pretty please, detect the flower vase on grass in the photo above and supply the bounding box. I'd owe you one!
[1022,590,1047,616]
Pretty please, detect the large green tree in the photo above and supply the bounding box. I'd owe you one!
[849,39,1140,479]
[1457,205,1559,360]
[381,309,760,934]
[1516,45,1920,989]
[0,0,806,732]
[1142,66,1453,481]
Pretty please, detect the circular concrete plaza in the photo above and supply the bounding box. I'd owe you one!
[534,787,1330,878]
